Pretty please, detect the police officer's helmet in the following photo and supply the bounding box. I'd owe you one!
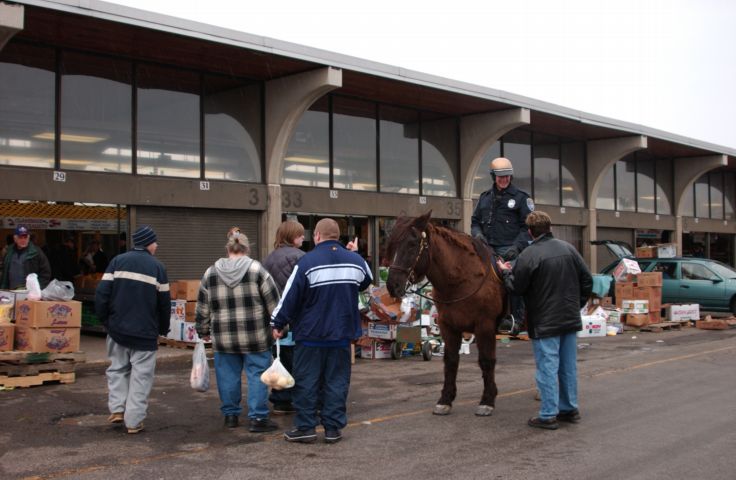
[490,157,514,180]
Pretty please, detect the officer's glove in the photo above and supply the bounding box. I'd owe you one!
[502,246,520,262]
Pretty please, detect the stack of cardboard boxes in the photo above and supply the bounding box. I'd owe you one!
[167,280,201,343]
[615,271,663,327]
[359,285,422,359]
[13,299,82,352]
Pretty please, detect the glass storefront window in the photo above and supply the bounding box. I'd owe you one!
[283,96,329,187]
[473,142,501,198]
[333,96,377,191]
[709,172,724,219]
[502,130,532,194]
[60,52,132,173]
[533,135,559,206]
[655,158,672,215]
[694,175,709,218]
[725,172,735,220]
[636,153,655,213]
[561,142,584,208]
[616,157,636,211]
[596,166,615,210]
[379,105,419,194]
[421,115,458,197]
[137,64,200,178]
[0,43,55,169]
[203,76,261,182]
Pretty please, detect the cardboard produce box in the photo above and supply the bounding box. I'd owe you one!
[368,286,416,324]
[0,289,29,321]
[14,326,80,353]
[612,259,641,282]
[625,313,649,327]
[666,304,700,321]
[635,272,662,287]
[0,324,14,351]
[176,280,200,301]
[367,322,397,340]
[579,315,606,337]
[359,339,392,359]
[636,246,657,258]
[15,300,82,328]
[620,299,649,314]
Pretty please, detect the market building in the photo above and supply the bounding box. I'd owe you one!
[1,0,735,288]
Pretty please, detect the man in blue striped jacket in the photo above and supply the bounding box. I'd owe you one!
[271,218,372,444]
[95,225,171,434]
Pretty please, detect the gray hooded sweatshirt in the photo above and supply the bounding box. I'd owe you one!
[214,256,253,288]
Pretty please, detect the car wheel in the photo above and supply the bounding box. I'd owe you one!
[731,296,736,316]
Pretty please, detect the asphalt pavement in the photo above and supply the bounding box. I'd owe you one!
[1,325,735,480]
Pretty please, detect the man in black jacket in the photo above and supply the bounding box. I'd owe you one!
[497,211,592,430]
[95,225,171,434]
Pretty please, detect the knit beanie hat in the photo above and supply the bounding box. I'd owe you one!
[132,225,157,248]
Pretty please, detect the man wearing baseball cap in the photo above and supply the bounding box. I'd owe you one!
[1,225,52,290]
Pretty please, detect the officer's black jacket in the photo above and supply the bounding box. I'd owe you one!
[471,183,534,250]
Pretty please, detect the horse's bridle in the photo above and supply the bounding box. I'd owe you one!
[388,229,428,286]
[389,227,500,305]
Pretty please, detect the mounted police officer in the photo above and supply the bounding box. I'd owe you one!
[471,157,534,335]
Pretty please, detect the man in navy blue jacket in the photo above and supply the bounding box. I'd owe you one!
[95,226,170,434]
[271,218,372,444]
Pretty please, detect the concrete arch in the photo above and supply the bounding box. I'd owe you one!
[459,108,530,232]
[0,3,23,52]
[583,135,647,270]
[672,154,727,255]
[261,66,342,258]
[265,66,342,184]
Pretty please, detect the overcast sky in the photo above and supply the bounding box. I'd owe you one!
[112,0,736,150]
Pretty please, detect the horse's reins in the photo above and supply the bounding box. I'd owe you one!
[390,228,501,305]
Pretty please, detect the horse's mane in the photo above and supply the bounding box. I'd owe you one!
[385,216,493,267]
[429,224,493,266]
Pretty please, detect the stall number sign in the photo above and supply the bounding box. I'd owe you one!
[53,171,66,182]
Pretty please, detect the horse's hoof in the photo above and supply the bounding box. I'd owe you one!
[475,405,494,416]
[433,404,452,415]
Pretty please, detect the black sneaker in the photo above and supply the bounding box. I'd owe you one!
[248,418,278,433]
[556,409,581,423]
[272,404,295,415]
[528,416,559,430]
[284,427,317,443]
[324,429,342,444]
[224,415,239,428]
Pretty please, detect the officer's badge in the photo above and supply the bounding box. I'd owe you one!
[527,198,535,211]
[507,199,516,208]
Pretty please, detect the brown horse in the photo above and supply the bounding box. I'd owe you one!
[385,211,506,416]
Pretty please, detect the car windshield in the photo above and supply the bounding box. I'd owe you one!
[708,261,736,279]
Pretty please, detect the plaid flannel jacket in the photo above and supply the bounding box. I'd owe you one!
[195,259,280,354]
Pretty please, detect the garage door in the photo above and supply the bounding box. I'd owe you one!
[133,206,259,281]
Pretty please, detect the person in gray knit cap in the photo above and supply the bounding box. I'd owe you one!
[95,225,171,434]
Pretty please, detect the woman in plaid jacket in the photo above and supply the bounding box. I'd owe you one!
[195,228,281,432]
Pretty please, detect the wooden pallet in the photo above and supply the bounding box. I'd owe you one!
[496,333,530,341]
[0,351,86,364]
[640,321,685,332]
[0,371,75,388]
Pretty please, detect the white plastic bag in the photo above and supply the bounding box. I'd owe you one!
[260,340,295,390]
[26,273,42,300]
[41,279,75,301]
[190,340,210,392]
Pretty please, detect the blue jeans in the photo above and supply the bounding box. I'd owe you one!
[292,344,351,431]
[214,350,272,419]
[531,332,578,419]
